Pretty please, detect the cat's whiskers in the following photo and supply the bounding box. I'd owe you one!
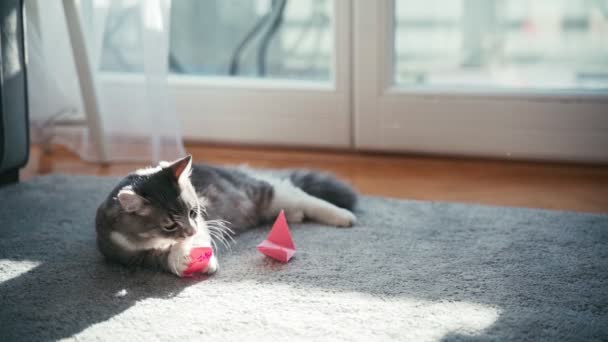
[209,228,231,247]
[206,219,235,245]
[209,236,218,251]
[210,233,227,250]
[208,227,233,245]
[207,219,234,235]
[206,221,234,250]
[208,230,229,250]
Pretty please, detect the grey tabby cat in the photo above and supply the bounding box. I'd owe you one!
[95,156,357,276]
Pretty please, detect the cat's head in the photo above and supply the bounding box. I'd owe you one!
[112,155,210,251]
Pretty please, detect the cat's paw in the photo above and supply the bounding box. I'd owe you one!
[205,255,219,275]
[167,245,191,276]
[331,208,357,228]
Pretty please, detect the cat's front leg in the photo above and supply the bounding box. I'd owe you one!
[206,255,219,274]
[166,242,192,276]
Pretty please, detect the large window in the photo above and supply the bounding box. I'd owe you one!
[170,0,333,81]
[93,0,350,148]
[90,0,608,161]
[355,0,608,162]
[394,0,608,91]
[101,0,334,82]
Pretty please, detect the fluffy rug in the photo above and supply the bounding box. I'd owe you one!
[0,174,606,341]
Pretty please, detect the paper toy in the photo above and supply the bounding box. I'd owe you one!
[182,246,213,277]
[257,210,296,263]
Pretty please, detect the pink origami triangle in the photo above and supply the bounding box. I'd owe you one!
[257,210,296,263]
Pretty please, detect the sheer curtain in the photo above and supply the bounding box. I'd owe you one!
[26,0,184,163]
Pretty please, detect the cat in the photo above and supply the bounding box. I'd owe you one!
[95,155,357,277]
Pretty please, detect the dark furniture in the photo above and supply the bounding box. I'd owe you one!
[0,0,28,186]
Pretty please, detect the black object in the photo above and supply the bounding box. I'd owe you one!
[228,10,272,76]
[0,0,29,186]
[257,0,286,77]
[229,0,288,77]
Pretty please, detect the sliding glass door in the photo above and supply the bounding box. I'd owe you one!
[99,0,352,147]
[354,0,608,162]
[97,0,608,161]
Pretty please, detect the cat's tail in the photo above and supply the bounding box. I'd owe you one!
[288,170,357,211]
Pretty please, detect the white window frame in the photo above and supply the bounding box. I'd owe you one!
[169,0,353,148]
[353,0,608,163]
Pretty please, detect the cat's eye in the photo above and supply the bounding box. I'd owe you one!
[189,208,198,219]
[163,223,178,232]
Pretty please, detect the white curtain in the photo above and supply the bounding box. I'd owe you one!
[26,0,185,163]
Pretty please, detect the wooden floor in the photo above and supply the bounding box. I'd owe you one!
[21,144,608,214]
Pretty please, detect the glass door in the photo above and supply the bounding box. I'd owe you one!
[91,0,608,160]
[393,0,608,90]
[355,0,608,162]
[99,0,352,147]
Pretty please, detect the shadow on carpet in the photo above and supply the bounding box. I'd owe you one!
[0,174,606,341]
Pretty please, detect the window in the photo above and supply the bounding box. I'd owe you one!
[355,0,608,162]
[91,0,608,161]
[101,0,334,83]
[169,0,333,82]
[394,0,608,91]
[94,0,351,148]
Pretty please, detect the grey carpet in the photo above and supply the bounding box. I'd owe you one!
[0,174,607,341]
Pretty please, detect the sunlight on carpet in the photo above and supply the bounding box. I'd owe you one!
[70,282,501,341]
[0,259,41,283]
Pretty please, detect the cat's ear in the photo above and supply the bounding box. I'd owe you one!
[117,187,147,214]
[168,155,192,181]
